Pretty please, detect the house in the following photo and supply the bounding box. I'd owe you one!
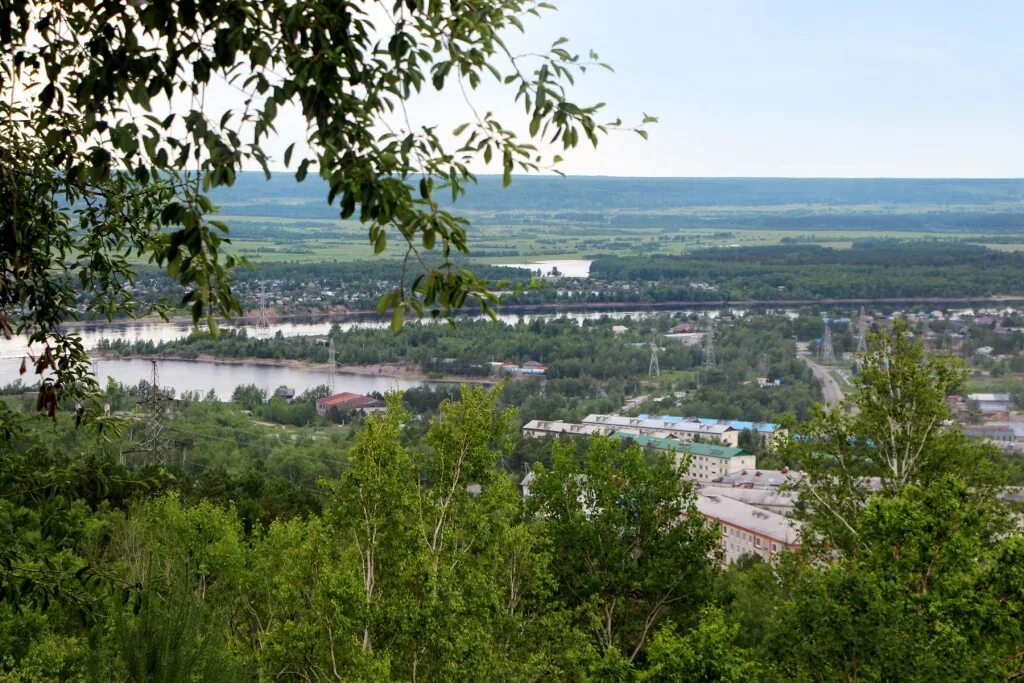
[274,385,296,400]
[967,393,1012,416]
[315,392,387,417]
[612,325,629,335]
[494,360,547,377]
[621,434,755,482]
[694,493,801,565]
[520,360,547,375]
[582,414,740,447]
[671,322,694,333]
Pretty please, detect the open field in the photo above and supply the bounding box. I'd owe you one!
[218,215,1020,265]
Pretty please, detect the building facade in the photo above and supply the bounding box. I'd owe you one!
[694,493,801,564]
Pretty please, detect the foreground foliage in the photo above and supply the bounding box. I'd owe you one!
[2,331,1024,680]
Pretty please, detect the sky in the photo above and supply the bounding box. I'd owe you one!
[230,0,1024,178]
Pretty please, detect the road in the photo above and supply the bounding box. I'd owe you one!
[796,342,845,407]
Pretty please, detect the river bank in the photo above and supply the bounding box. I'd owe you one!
[62,293,1024,330]
[93,351,496,386]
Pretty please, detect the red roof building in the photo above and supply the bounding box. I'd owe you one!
[316,392,387,417]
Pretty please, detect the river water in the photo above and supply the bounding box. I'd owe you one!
[0,306,782,398]
[0,356,428,399]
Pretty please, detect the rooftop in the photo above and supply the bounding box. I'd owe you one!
[317,392,384,410]
[698,485,798,510]
[619,433,750,459]
[583,414,736,435]
[638,414,782,434]
[716,468,803,488]
[968,393,1011,402]
[695,494,801,545]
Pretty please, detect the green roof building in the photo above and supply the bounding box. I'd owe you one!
[615,432,756,482]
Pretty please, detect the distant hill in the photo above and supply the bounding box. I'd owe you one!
[209,173,1024,217]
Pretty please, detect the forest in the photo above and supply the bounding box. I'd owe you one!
[591,242,1024,300]
[3,328,1024,680]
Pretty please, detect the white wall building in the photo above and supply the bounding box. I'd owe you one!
[582,414,740,448]
[695,493,801,564]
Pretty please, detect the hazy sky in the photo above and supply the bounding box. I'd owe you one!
[232,1,1024,178]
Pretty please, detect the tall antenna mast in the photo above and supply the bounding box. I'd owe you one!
[702,318,716,370]
[819,321,836,364]
[327,337,336,393]
[648,337,660,377]
[855,306,867,354]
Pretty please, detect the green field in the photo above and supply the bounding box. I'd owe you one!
[217,212,1016,266]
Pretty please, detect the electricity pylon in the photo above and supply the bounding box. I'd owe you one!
[648,337,660,377]
[855,306,867,354]
[819,321,836,364]
[133,360,172,465]
[702,320,716,370]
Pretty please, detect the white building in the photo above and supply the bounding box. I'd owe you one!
[582,414,740,448]
[521,420,610,438]
[968,393,1012,415]
[694,493,801,565]
[622,434,755,483]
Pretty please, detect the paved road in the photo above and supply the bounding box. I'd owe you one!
[796,343,845,406]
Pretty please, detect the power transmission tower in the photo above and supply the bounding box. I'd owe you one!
[133,360,172,465]
[648,337,660,377]
[702,319,716,370]
[327,337,336,393]
[819,321,836,364]
[855,306,867,354]
[255,283,271,337]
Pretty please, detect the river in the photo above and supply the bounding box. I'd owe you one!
[0,306,773,397]
[0,356,430,400]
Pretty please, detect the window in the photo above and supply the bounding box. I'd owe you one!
[754,537,762,548]
[771,543,779,552]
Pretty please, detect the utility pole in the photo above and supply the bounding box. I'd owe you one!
[648,337,660,377]
[819,321,836,364]
[702,318,716,370]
